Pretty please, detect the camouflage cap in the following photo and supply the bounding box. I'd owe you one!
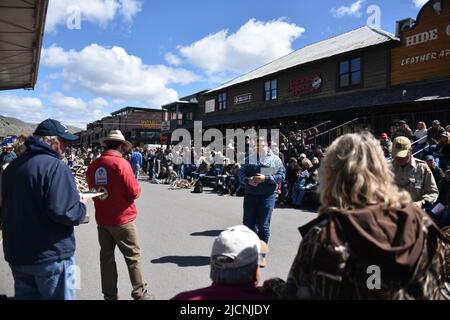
[392,136,411,158]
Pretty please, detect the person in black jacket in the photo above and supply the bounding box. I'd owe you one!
[425,155,445,185]
[427,120,445,146]
[1,119,87,300]
[436,132,450,171]
[431,166,450,228]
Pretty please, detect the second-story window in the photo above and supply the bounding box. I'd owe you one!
[264,79,277,101]
[339,57,361,88]
[218,92,227,110]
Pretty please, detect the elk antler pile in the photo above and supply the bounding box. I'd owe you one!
[169,179,197,190]
[71,159,89,193]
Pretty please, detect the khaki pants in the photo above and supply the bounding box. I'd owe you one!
[97,220,147,299]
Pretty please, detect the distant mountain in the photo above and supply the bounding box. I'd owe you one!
[0,115,82,137]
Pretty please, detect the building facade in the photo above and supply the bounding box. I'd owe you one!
[191,0,450,141]
[79,107,163,147]
[160,91,207,144]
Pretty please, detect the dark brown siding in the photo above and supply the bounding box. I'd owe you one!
[198,45,390,123]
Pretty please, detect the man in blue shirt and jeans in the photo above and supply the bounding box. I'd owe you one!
[130,148,143,179]
[239,137,285,246]
[1,119,87,300]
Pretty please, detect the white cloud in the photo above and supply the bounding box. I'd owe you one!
[46,0,142,33]
[0,93,113,128]
[119,0,142,22]
[41,44,199,108]
[0,94,45,123]
[174,18,305,75]
[331,0,366,18]
[46,93,112,128]
[48,92,87,111]
[91,97,109,108]
[413,0,428,8]
[165,52,182,66]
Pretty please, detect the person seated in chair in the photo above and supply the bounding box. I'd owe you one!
[154,166,169,184]
[292,159,318,208]
[215,158,233,193]
[191,158,209,181]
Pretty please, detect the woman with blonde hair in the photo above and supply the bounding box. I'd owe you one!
[263,132,450,300]
[317,133,411,213]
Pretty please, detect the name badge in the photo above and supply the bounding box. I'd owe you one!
[94,167,108,185]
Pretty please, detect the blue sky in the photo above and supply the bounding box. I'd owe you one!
[0,0,428,129]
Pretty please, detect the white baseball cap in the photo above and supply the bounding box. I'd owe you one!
[211,225,268,269]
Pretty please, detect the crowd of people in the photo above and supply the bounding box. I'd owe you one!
[53,119,446,213]
[173,131,450,300]
[38,117,450,224]
[1,117,450,300]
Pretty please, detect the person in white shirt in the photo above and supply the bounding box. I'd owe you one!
[413,122,428,143]
[413,121,428,156]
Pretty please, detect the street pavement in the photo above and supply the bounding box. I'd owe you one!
[0,181,316,300]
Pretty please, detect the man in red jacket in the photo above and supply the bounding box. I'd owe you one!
[87,130,153,300]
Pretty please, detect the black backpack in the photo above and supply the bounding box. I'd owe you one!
[193,181,204,193]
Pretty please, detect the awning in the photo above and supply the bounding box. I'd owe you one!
[199,77,450,127]
[0,0,48,90]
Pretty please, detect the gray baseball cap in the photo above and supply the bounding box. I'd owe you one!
[211,225,268,269]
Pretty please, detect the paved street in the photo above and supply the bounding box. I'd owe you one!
[0,182,316,300]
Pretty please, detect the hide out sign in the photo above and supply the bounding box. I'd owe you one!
[391,0,450,85]
[287,74,323,97]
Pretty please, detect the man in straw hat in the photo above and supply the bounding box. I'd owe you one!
[172,225,268,300]
[86,130,153,300]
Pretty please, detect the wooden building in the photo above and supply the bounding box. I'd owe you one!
[160,91,208,144]
[79,107,163,147]
[193,0,450,138]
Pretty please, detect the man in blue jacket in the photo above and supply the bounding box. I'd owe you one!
[239,137,285,245]
[1,119,87,300]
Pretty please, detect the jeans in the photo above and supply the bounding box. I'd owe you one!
[9,256,77,300]
[292,178,307,207]
[148,163,154,180]
[191,172,206,180]
[132,164,140,179]
[438,157,449,171]
[243,193,276,243]
[412,143,427,159]
[184,165,197,179]
[97,221,147,300]
[178,164,185,179]
[279,182,289,203]
[427,206,450,228]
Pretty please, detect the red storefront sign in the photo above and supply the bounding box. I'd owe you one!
[287,74,323,96]
[160,135,168,144]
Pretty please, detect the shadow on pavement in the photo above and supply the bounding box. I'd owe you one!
[190,230,223,237]
[151,256,210,267]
